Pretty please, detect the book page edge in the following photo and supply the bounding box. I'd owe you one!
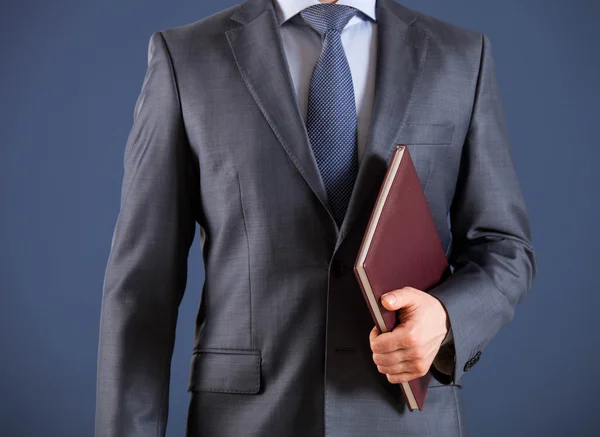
[355,265,388,333]
[402,382,418,410]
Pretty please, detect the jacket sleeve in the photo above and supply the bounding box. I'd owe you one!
[95,31,199,437]
[427,33,537,385]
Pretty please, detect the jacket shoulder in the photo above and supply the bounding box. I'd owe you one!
[157,3,242,48]
[403,4,484,55]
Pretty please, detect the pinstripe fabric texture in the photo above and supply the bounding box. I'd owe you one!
[300,4,359,227]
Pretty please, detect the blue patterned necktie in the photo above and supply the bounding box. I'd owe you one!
[300,4,359,228]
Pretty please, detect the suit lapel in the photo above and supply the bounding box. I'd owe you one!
[336,0,430,251]
[225,0,336,229]
[225,0,430,249]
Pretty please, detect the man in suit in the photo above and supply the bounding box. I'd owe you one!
[95,0,536,435]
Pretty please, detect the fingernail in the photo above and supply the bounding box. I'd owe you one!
[382,293,396,305]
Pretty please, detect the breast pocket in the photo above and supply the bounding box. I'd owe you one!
[396,123,455,146]
[391,123,455,195]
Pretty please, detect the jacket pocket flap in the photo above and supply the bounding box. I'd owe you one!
[396,123,455,145]
[188,348,261,394]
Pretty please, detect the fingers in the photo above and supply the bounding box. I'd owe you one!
[384,372,419,384]
[369,325,381,344]
[370,326,420,354]
[374,354,429,376]
[372,346,429,370]
[372,349,409,371]
[380,286,420,311]
[370,328,437,383]
[372,349,431,383]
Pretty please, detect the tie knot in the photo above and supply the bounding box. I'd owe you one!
[300,4,358,35]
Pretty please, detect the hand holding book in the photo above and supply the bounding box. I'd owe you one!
[368,285,450,385]
[353,145,452,411]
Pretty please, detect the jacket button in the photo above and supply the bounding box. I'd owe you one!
[332,260,346,278]
[464,351,481,372]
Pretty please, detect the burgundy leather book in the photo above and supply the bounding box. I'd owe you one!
[354,145,451,412]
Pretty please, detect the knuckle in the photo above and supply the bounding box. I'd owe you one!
[377,341,389,353]
[406,347,421,361]
[415,360,429,375]
[404,330,420,347]
[372,353,382,365]
[414,345,427,360]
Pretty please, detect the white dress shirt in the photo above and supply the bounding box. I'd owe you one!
[272,0,454,377]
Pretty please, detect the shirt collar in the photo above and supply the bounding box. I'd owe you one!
[272,0,377,26]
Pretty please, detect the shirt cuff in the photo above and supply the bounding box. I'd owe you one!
[440,325,454,347]
[432,327,455,378]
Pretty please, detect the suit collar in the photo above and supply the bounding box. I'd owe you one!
[230,0,416,27]
[272,0,377,25]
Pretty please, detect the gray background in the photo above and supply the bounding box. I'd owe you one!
[1,0,598,436]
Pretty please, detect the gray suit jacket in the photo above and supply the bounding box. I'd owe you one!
[95,0,537,436]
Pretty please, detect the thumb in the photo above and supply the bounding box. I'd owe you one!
[380,287,411,310]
